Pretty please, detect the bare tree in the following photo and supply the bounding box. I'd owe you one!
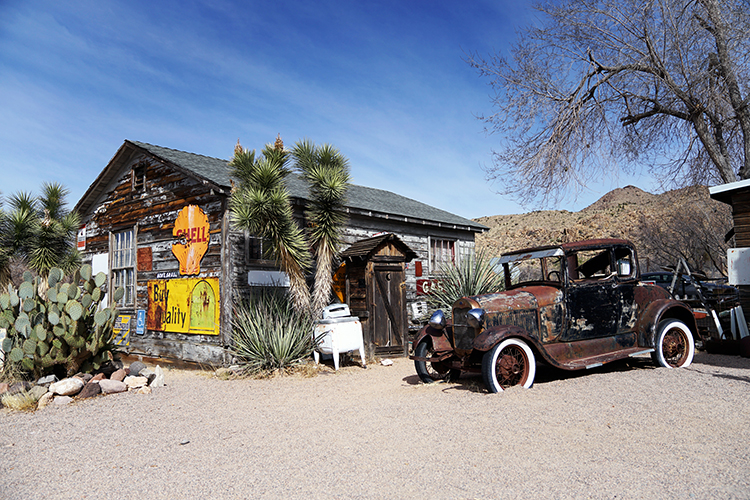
[638,188,732,276]
[467,0,750,206]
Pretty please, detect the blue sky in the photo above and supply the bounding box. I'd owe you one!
[0,0,654,219]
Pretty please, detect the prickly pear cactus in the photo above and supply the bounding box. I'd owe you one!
[0,265,124,378]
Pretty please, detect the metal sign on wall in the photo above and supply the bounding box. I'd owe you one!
[146,278,220,335]
[171,205,210,275]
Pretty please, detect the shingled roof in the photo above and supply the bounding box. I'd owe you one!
[77,140,487,233]
[340,233,418,262]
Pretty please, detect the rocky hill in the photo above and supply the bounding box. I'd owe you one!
[473,185,732,275]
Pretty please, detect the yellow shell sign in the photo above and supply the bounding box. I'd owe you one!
[172,205,210,275]
[147,278,220,335]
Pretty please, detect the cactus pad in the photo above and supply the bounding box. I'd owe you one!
[80,264,92,281]
[94,310,109,327]
[22,338,36,355]
[9,347,23,363]
[48,267,62,287]
[94,272,107,288]
[66,300,83,321]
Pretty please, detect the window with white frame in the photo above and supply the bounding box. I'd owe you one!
[430,238,455,273]
[111,229,135,307]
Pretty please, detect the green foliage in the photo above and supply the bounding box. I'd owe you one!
[0,182,81,283]
[0,264,122,379]
[230,137,352,316]
[229,289,316,375]
[426,249,506,316]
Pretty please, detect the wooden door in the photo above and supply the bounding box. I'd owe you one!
[371,264,406,354]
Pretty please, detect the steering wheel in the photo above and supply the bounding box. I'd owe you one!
[547,271,560,281]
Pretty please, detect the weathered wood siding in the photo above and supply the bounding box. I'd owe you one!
[80,157,231,365]
[338,212,476,326]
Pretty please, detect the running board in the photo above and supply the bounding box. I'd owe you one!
[561,347,654,370]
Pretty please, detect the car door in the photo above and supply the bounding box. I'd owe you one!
[564,281,619,340]
[562,248,618,341]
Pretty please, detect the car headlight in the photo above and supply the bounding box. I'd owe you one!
[467,308,485,329]
[428,310,446,330]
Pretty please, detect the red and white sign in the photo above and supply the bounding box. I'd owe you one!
[77,226,86,251]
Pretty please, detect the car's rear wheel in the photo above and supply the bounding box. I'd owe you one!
[482,338,536,393]
[651,319,695,368]
[414,339,460,383]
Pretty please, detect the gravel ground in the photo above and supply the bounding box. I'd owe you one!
[1,351,749,500]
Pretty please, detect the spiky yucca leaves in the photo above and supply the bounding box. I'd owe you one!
[0,183,81,283]
[426,249,506,316]
[229,289,316,375]
[230,141,311,312]
[291,140,351,317]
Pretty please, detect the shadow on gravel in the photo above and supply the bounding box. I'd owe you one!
[403,357,658,394]
[692,351,750,369]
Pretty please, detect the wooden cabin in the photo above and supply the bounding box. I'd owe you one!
[75,140,486,366]
[710,179,750,317]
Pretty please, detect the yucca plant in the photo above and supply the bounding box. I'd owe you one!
[291,140,351,318]
[426,249,505,316]
[0,183,81,284]
[230,139,312,313]
[229,289,316,375]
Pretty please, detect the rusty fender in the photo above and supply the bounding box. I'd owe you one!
[410,324,453,355]
[472,324,534,352]
[635,299,698,347]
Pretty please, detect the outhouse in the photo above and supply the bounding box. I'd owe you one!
[338,234,417,358]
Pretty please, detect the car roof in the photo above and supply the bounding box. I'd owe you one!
[500,238,633,258]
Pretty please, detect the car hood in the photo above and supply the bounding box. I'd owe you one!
[458,286,563,312]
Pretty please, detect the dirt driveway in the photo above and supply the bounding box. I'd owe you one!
[1,351,749,499]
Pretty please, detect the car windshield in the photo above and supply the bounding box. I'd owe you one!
[496,248,565,286]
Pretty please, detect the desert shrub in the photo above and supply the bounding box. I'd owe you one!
[229,289,316,375]
[0,265,122,379]
[426,249,505,316]
[1,390,38,412]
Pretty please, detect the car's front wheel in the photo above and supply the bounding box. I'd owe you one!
[652,319,695,368]
[482,338,536,393]
[414,339,460,383]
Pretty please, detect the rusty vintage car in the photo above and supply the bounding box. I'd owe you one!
[410,239,697,393]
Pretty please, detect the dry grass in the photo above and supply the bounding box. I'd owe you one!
[1,391,38,412]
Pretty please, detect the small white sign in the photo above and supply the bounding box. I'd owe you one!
[248,270,290,287]
[77,226,86,251]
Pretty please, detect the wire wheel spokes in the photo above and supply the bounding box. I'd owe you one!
[662,328,689,367]
[495,345,530,388]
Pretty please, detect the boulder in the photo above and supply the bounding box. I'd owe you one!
[97,359,123,377]
[37,392,54,409]
[77,382,102,399]
[135,386,152,395]
[140,368,156,385]
[53,396,73,405]
[37,374,58,387]
[90,373,105,383]
[8,381,33,395]
[99,379,127,394]
[128,361,147,377]
[123,376,148,390]
[49,378,84,396]
[150,366,166,388]
[74,373,93,383]
[0,383,8,396]
[110,369,127,382]
[29,385,48,401]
